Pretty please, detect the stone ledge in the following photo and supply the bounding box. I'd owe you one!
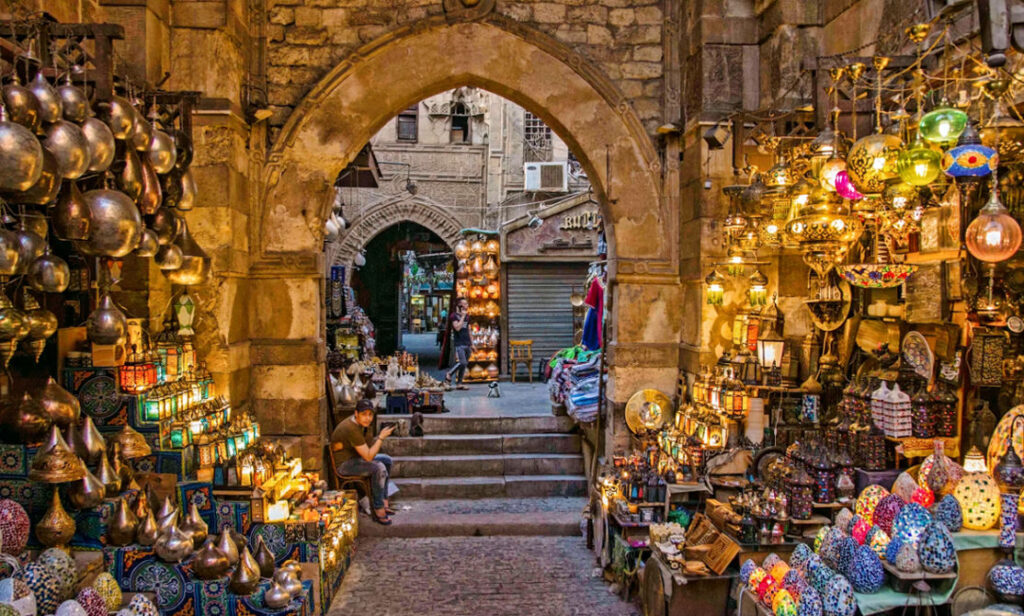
[250,340,326,365]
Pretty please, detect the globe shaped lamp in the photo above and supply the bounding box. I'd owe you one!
[919,105,968,146]
[846,133,903,195]
[993,416,1024,552]
[897,137,942,186]
[942,123,998,180]
[820,157,847,192]
[965,189,1022,263]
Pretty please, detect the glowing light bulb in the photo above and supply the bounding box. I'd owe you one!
[965,190,1022,263]
[872,156,886,171]
[938,121,951,138]
[766,223,779,234]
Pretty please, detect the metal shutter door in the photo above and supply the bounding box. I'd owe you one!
[506,262,589,372]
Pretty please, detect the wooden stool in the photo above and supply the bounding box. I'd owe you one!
[509,339,534,383]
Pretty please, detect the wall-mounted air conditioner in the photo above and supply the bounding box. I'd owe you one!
[524,162,568,192]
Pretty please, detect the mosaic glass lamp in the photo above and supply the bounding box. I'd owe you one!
[705,269,725,305]
[942,123,998,180]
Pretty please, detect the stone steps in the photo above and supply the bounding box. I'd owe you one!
[391,453,584,478]
[384,433,581,456]
[393,475,588,499]
[378,414,576,435]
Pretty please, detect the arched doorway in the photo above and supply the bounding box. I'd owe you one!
[249,18,682,467]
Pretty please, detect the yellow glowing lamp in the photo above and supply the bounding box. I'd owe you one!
[962,446,988,474]
[267,500,290,522]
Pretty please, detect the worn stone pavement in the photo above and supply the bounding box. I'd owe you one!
[327,535,640,616]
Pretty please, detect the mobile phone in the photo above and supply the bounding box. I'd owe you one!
[380,422,397,431]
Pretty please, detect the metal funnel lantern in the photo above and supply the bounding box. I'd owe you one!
[0,292,27,368]
[21,294,57,362]
[163,220,210,286]
[86,293,128,345]
[29,425,84,483]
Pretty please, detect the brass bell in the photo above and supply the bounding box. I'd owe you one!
[229,547,261,595]
[36,488,75,548]
[36,377,79,429]
[192,538,230,580]
[253,535,276,578]
[67,415,106,466]
[216,526,239,565]
[107,496,138,546]
[136,508,160,546]
[95,452,120,497]
[66,459,105,510]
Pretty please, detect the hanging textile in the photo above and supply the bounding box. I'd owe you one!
[582,273,605,350]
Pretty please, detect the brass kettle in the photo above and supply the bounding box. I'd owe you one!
[229,547,261,595]
[107,497,137,546]
[192,538,230,580]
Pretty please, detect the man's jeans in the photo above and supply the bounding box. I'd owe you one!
[337,454,392,510]
[446,345,470,384]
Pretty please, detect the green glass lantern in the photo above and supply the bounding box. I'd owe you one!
[897,137,943,186]
[143,394,161,422]
[705,269,725,306]
[919,105,968,147]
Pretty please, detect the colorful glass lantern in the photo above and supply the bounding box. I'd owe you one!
[855,484,889,525]
[143,393,161,422]
[953,472,1000,530]
[942,127,998,179]
[965,188,1022,263]
[993,416,1024,550]
[846,133,903,195]
[963,446,988,474]
[919,105,968,146]
[705,269,725,305]
[820,157,847,192]
[897,137,943,186]
[833,170,863,200]
[748,269,768,306]
[225,434,237,458]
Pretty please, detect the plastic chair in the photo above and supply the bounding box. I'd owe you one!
[509,340,534,383]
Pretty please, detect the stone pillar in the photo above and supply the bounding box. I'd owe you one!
[99,0,171,85]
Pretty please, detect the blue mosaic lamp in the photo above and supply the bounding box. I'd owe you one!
[941,123,998,180]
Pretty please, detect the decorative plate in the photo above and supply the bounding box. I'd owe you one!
[838,263,918,288]
[901,331,934,380]
[625,389,671,434]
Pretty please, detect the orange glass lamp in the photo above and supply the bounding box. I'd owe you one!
[965,187,1022,263]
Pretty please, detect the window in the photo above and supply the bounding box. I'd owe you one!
[523,111,552,162]
[450,101,470,143]
[397,104,418,142]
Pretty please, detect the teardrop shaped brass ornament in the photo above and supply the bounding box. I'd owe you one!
[107,496,138,546]
[193,538,230,580]
[0,105,44,192]
[160,168,183,209]
[96,452,120,497]
[116,146,143,202]
[29,424,84,483]
[99,95,136,140]
[27,249,71,294]
[75,188,142,258]
[156,494,175,519]
[130,111,152,151]
[36,376,80,428]
[229,547,261,595]
[68,415,105,466]
[66,459,105,510]
[136,508,160,546]
[43,120,90,179]
[177,168,196,211]
[51,180,91,241]
[148,129,177,174]
[2,81,41,133]
[274,569,303,598]
[216,526,239,565]
[181,502,208,548]
[254,535,276,578]
[21,302,57,363]
[138,157,162,215]
[56,83,89,123]
[135,228,159,258]
[36,488,75,548]
[156,243,183,270]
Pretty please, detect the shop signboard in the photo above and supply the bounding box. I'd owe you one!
[503,195,602,261]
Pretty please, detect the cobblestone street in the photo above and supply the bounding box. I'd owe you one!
[328,536,640,616]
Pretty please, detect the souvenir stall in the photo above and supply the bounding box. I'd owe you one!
[597,17,1024,616]
[453,231,501,383]
[326,265,376,372]
[0,16,356,616]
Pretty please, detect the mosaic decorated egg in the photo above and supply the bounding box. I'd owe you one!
[38,547,77,599]
[867,526,891,560]
[740,559,758,585]
[790,543,813,571]
[885,535,904,563]
[892,502,932,546]
[77,587,108,616]
[0,576,31,603]
[894,541,921,573]
[819,527,846,569]
[932,494,962,533]
[823,574,856,616]
[988,561,1024,597]
[773,589,798,616]
[834,509,853,534]
[851,518,871,545]
[782,570,806,598]
[918,521,956,574]
[911,487,935,508]
[848,545,885,594]
[56,600,88,616]
[15,561,61,614]
[796,586,824,616]
[836,537,858,577]
[892,472,919,503]
[989,605,1024,615]
[749,568,769,593]
[855,485,890,525]
[872,494,905,536]
[806,558,835,594]
[0,500,29,556]
[814,526,829,552]
[763,553,783,572]
[757,575,780,606]
[127,594,158,616]
[0,605,16,616]
[91,572,122,612]
[954,472,1000,530]
[770,561,791,583]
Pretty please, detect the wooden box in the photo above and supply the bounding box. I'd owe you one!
[685,513,740,574]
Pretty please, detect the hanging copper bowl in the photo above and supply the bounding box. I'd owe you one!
[29,425,84,482]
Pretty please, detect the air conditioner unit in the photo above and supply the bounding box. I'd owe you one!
[524,162,568,192]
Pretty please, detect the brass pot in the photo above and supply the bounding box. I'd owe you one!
[130,112,152,151]
[115,146,143,201]
[66,459,105,509]
[56,83,88,123]
[150,207,179,245]
[135,228,159,257]
[86,293,127,345]
[75,189,141,258]
[67,415,105,466]
[107,497,137,546]
[216,527,239,565]
[181,502,208,548]
[21,307,57,361]
[138,157,162,215]
[95,452,120,497]
[27,250,70,293]
[6,146,60,205]
[193,538,230,580]
[155,521,193,563]
[2,82,41,133]
[136,509,160,546]
[51,181,91,241]
[263,581,292,609]
[12,223,44,275]
[173,130,193,171]
[28,73,61,125]
[36,488,75,548]
[99,96,136,140]
[229,547,261,595]
[148,130,177,174]
[177,168,196,211]
[36,377,79,428]
[81,117,115,173]
[0,107,44,192]
[43,120,90,179]
[163,220,209,286]
[111,424,151,459]
[254,535,276,578]
[29,424,83,481]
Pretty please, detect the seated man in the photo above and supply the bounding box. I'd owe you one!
[330,399,396,525]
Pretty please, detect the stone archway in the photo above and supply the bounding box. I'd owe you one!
[248,17,683,468]
[332,196,463,269]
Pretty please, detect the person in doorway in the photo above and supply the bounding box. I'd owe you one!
[443,298,472,390]
[330,399,396,525]
[436,308,448,347]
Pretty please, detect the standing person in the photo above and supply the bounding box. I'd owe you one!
[443,298,472,390]
[330,399,396,525]
[436,307,448,347]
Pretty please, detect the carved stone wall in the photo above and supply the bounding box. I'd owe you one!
[332,197,464,269]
